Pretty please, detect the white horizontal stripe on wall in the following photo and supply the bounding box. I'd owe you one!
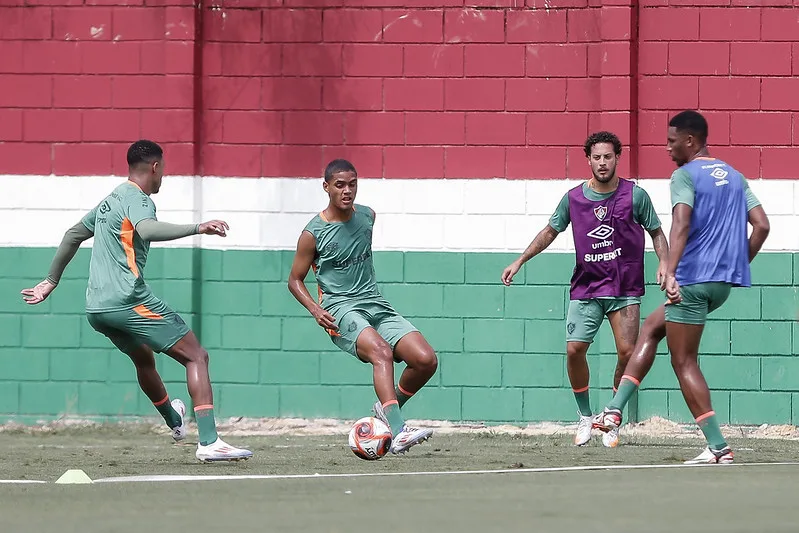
[1,175,797,252]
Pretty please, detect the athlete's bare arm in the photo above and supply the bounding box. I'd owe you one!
[501,225,559,286]
[647,227,670,289]
[21,220,94,305]
[747,205,769,263]
[287,230,337,331]
[664,203,692,303]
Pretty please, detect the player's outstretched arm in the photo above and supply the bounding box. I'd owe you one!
[21,220,94,305]
[134,219,229,242]
[287,231,337,331]
[747,205,770,263]
[501,225,559,286]
[647,227,670,289]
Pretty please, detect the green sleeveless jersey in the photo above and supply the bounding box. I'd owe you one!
[304,204,381,310]
[81,181,159,312]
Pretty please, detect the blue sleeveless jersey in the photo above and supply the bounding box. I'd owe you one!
[675,158,750,288]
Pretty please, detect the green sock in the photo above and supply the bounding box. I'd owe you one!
[383,401,405,438]
[608,375,639,411]
[154,397,182,429]
[395,385,413,408]
[194,406,219,446]
[697,412,727,450]
[573,389,592,417]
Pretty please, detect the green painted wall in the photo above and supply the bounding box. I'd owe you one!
[1,248,797,425]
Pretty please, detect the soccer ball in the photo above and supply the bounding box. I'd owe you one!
[348,416,392,460]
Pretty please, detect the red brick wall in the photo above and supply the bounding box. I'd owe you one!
[0,1,797,179]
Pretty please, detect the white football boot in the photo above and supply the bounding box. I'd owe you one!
[196,438,253,463]
[592,407,622,432]
[575,413,593,446]
[602,424,620,448]
[684,446,734,465]
[389,426,433,455]
[373,400,432,455]
[170,399,187,442]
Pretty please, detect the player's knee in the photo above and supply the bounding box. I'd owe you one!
[187,346,209,367]
[566,343,587,360]
[418,347,438,375]
[617,345,634,363]
[670,355,694,375]
[366,344,394,366]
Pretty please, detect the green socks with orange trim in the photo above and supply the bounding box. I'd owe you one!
[153,396,182,429]
[697,411,727,450]
[608,375,640,412]
[573,388,592,417]
[383,401,405,438]
[194,405,219,446]
[395,385,414,408]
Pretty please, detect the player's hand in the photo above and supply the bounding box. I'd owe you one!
[656,261,668,290]
[20,279,56,305]
[664,275,682,304]
[198,220,229,237]
[312,306,337,331]
[501,260,522,286]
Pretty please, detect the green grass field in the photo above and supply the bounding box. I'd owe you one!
[2,423,799,532]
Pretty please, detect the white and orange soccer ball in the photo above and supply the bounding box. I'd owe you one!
[348,416,392,460]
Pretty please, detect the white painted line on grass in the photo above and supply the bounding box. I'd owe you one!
[0,480,47,484]
[92,461,799,484]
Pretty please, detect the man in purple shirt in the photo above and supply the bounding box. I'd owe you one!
[502,131,669,448]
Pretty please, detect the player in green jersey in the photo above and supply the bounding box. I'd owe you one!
[21,140,252,463]
[288,159,437,455]
[501,131,670,448]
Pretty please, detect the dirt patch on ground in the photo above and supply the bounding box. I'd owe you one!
[3,415,799,441]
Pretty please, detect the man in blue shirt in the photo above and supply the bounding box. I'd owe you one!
[592,110,770,464]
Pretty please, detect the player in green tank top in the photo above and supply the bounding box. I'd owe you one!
[288,159,437,455]
[20,140,252,463]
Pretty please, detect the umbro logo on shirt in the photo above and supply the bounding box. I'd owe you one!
[711,168,729,186]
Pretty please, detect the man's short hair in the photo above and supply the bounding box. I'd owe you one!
[127,140,163,167]
[324,159,357,182]
[584,131,622,158]
[669,111,708,144]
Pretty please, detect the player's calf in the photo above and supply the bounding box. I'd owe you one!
[392,331,439,403]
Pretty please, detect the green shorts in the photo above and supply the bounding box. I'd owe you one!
[86,298,190,354]
[566,297,641,343]
[664,282,732,325]
[327,297,418,360]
